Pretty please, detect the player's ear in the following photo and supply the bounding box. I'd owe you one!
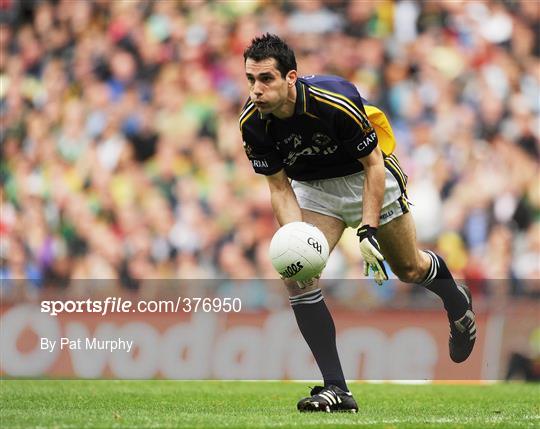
[286,70,297,87]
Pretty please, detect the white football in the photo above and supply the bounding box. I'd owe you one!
[269,222,330,281]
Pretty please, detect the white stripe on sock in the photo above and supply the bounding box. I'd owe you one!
[290,296,324,306]
[289,288,322,302]
[427,250,440,269]
[422,251,439,286]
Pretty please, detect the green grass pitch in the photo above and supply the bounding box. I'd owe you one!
[1,380,538,428]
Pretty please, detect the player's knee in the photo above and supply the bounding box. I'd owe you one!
[393,264,424,284]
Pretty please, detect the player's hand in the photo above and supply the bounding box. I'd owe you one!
[357,225,388,286]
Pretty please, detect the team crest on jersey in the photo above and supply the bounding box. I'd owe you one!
[312,132,332,147]
[279,133,338,166]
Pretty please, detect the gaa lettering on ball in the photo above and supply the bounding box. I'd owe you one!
[269,222,330,281]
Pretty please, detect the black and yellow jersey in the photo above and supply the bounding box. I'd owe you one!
[239,75,396,181]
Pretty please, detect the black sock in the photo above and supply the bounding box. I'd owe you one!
[290,289,348,392]
[421,251,468,320]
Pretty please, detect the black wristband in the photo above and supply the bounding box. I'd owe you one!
[357,225,378,241]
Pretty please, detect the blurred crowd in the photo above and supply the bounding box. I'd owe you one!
[1,0,539,306]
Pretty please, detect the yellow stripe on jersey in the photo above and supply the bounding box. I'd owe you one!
[312,95,365,130]
[239,102,254,119]
[302,84,307,113]
[309,85,370,124]
[309,89,371,134]
[310,86,396,155]
[364,105,396,155]
[239,103,256,130]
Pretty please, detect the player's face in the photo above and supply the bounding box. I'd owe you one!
[245,58,291,114]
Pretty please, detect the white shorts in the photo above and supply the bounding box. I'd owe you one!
[291,161,409,228]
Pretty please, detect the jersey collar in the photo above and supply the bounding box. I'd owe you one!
[259,80,310,120]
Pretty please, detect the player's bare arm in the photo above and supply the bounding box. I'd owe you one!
[358,145,386,228]
[356,144,388,285]
[266,169,302,226]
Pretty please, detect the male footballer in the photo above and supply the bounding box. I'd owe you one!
[239,34,476,413]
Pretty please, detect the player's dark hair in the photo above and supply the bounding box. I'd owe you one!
[243,33,297,78]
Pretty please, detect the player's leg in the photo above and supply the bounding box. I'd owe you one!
[376,212,476,362]
[285,209,357,412]
[286,209,346,388]
[285,208,345,296]
[374,212,430,283]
